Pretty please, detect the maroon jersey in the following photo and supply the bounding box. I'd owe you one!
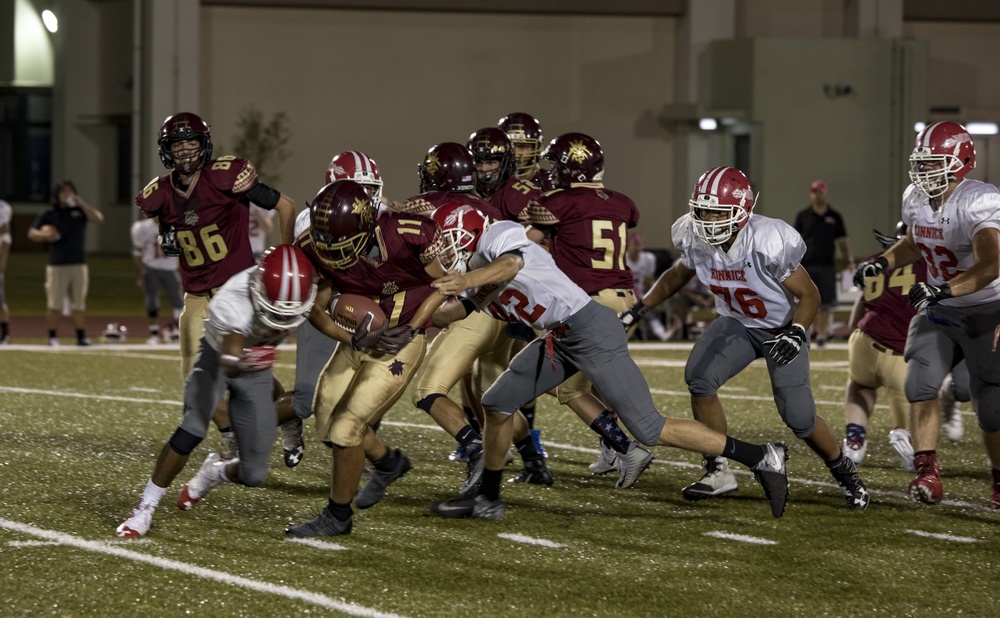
[525,185,638,294]
[856,254,928,353]
[135,156,258,294]
[395,190,500,220]
[298,211,444,328]
[489,177,542,222]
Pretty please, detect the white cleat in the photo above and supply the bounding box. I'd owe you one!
[177,453,229,510]
[115,503,155,538]
[888,429,916,473]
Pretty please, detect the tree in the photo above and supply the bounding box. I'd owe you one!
[230,107,291,185]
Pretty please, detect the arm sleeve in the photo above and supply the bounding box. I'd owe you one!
[243,182,281,210]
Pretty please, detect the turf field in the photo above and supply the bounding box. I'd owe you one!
[0,339,996,617]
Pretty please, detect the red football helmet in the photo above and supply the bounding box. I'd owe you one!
[541,132,605,187]
[431,201,490,274]
[158,112,213,174]
[498,112,544,178]
[909,121,976,199]
[688,166,755,245]
[467,127,516,196]
[325,151,384,205]
[308,180,378,270]
[418,142,477,193]
[251,244,318,331]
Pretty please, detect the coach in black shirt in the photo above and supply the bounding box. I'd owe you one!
[793,179,854,347]
[28,180,104,346]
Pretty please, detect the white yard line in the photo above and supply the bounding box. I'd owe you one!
[703,531,777,545]
[497,533,564,548]
[904,529,981,543]
[0,519,404,618]
[287,537,349,551]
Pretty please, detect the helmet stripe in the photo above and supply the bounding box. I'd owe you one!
[289,247,301,301]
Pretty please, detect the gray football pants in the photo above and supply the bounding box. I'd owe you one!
[291,320,338,420]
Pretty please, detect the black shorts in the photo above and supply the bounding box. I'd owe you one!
[804,263,837,309]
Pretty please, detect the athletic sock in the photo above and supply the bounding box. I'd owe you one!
[328,499,352,521]
[0,322,8,338]
[141,479,167,508]
[49,329,57,339]
[373,449,399,473]
[520,403,536,429]
[515,435,542,462]
[455,425,482,448]
[723,436,767,468]
[75,328,86,343]
[462,406,481,433]
[480,469,502,501]
[845,423,866,442]
[590,410,631,453]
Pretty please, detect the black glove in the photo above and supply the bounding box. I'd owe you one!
[158,222,181,257]
[908,282,952,311]
[618,301,649,330]
[763,323,807,365]
[350,313,385,351]
[852,256,889,288]
[376,324,416,355]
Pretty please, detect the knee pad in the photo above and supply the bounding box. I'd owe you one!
[416,393,446,414]
[168,427,202,455]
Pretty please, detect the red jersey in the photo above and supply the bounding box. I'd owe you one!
[488,177,542,222]
[135,156,258,294]
[525,185,639,294]
[856,254,928,354]
[395,190,500,220]
[298,211,444,328]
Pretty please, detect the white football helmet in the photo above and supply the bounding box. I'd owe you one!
[102,322,128,344]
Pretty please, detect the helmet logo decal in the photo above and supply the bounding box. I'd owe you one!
[352,197,373,225]
[566,140,591,164]
[425,153,441,175]
[331,164,347,177]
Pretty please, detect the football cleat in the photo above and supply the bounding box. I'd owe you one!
[355,449,412,509]
[280,417,305,468]
[115,502,155,538]
[177,453,229,511]
[829,455,870,510]
[909,452,943,504]
[458,446,484,498]
[939,376,964,443]
[615,440,654,489]
[285,506,353,537]
[682,456,738,501]
[508,459,554,486]
[751,442,789,518]
[448,444,470,463]
[888,429,916,473]
[589,440,618,475]
[430,494,505,520]
[842,436,867,466]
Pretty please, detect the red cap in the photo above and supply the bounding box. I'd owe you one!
[810,179,828,192]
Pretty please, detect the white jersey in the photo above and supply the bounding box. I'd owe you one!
[204,267,289,352]
[248,205,275,255]
[0,199,11,228]
[673,214,805,329]
[464,220,591,330]
[627,250,657,296]
[901,180,1000,307]
[130,218,179,272]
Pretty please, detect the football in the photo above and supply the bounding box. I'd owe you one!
[328,293,386,334]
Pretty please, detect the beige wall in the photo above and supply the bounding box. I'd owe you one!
[199,6,680,246]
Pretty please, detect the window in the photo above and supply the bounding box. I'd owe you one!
[0,86,52,202]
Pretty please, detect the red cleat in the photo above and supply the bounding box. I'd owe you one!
[909,452,942,504]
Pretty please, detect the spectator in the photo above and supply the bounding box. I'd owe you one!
[27,180,104,346]
[0,197,11,344]
[130,217,184,344]
[793,180,855,347]
[625,232,668,340]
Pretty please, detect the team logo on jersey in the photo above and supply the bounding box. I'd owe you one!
[184,209,199,226]
[382,281,399,296]
[567,140,591,164]
[424,153,441,175]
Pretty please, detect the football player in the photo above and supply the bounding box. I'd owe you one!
[397,142,553,493]
[625,166,869,511]
[498,112,544,182]
[853,121,1000,508]
[115,245,318,538]
[135,112,297,458]
[524,132,655,488]
[842,223,926,471]
[285,179,449,537]
[427,201,790,520]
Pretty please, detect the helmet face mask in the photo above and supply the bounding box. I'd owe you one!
[250,245,318,331]
[498,112,543,178]
[467,128,515,196]
[158,112,213,174]
[908,121,976,199]
[326,151,384,206]
[309,180,378,270]
[431,202,489,274]
[688,166,755,246]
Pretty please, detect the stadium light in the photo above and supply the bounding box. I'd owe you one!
[698,118,718,131]
[42,9,58,33]
[966,122,999,135]
[913,122,926,133]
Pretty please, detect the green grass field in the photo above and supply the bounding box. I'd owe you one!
[0,340,996,617]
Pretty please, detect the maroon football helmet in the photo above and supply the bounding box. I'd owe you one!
[431,201,491,274]
[909,121,976,199]
[467,127,516,196]
[688,166,755,245]
[325,151,383,205]
[251,244,318,331]
[418,142,476,193]
[308,180,378,270]
[542,132,605,187]
[498,112,544,178]
[158,112,213,174]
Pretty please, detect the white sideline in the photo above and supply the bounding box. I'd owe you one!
[0,518,404,618]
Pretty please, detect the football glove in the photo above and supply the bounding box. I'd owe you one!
[237,346,277,372]
[763,323,807,365]
[908,282,952,311]
[376,324,417,355]
[158,222,181,257]
[618,301,650,330]
[350,313,385,351]
[852,256,889,288]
